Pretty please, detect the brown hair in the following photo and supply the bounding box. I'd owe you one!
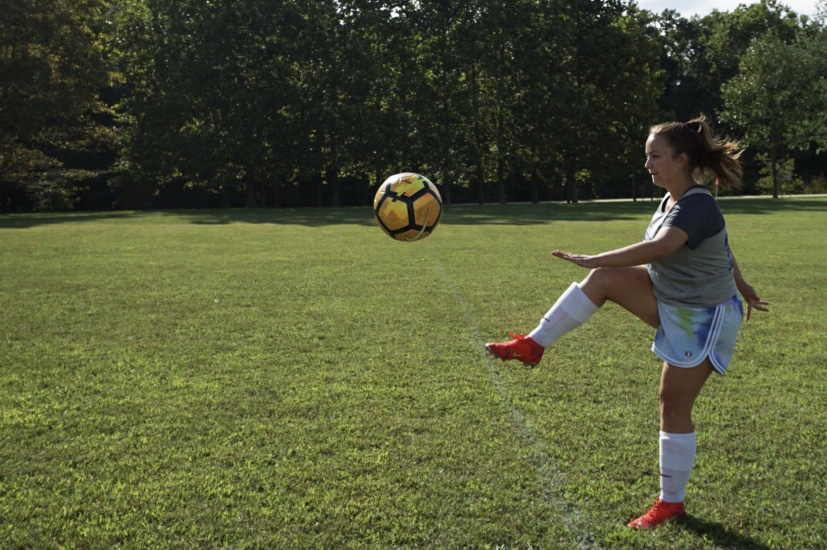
[649,115,743,190]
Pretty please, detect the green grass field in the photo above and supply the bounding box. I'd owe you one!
[1,198,825,549]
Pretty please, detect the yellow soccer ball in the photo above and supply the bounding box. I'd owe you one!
[373,172,443,241]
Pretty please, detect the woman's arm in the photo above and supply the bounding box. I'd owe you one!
[730,252,770,321]
[552,226,688,269]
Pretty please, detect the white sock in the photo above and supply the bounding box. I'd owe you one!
[528,283,599,348]
[659,431,697,503]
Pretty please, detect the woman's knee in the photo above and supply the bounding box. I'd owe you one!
[585,266,613,284]
[581,267,616,301]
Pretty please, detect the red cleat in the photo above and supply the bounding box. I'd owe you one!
[627,499,687,529]
[485,333,545,367]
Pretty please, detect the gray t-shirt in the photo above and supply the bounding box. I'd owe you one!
[645,186,737,307]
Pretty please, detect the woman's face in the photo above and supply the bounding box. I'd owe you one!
[645,133,688,188]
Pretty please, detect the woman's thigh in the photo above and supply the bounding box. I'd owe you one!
[579,265,660,329]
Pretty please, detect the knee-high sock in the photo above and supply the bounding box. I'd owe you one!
[659,431,697,503]
[528,282,599,348]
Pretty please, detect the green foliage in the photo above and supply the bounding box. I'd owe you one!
[103,0,665,206]
[755,155,802,195]
[0,0,113,209]
[1,201,825,547]
[654,0,804,127]
[3,1,827,210]
[721,29,827,197]
[702,0,800,84]
[104,0,306,205]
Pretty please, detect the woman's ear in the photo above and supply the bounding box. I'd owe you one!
[677,151,691,170]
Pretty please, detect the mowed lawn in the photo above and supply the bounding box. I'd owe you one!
[1,198,825,549]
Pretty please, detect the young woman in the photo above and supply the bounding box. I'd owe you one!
[486,116,769,529]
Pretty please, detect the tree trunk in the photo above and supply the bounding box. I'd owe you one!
[496,20,507,207]
[497,158,507,205]
[471,63,485,205]
[245,180,258,208]
[476,174,485,205]
[566,168,578,204]
[326,165,340,207]
[376,168,387,204]
[314,173,324,207]
[771,148,779,199]
[272,175,284,208]
[530,172,540,204]
[441,175,452,206]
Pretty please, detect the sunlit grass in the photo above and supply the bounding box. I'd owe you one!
[1,198,825,548]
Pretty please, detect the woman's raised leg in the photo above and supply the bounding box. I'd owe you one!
[486,266,659,365]
[578,266,660,329]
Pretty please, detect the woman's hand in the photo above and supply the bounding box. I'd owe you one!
[552,250,599,269]
[737,280,769,322]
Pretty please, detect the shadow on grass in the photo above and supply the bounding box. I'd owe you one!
[182,204,653,227]
[0,211,144,229]
[164,197,827,227]
[2,198,824,229]
[168,198,827,227]
[716,197,827,215]
[680,516,771,550]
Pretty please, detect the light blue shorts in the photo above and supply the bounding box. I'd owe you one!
[652,295,744,374]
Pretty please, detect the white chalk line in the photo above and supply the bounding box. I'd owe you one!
[430,249,601,549]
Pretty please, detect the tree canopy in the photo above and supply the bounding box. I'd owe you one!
[1,0,825,212]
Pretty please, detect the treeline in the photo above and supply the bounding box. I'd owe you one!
[1,0,826,212]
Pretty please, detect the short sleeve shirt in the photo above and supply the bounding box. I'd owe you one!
[645,186,737,307]
[661,188,726,249]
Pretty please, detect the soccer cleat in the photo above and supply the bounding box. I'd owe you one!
[485,333,545,367]
[627,499,687,529]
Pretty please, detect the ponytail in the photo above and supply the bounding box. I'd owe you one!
[650,115,743,191]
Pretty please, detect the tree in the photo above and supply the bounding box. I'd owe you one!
[552,1,663,202]
[409,0,467,204]
[106,0,304,207]
[722,31,827,198]
[698,0,801,123]
[648,11,717,121]
[0,0,111,211]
